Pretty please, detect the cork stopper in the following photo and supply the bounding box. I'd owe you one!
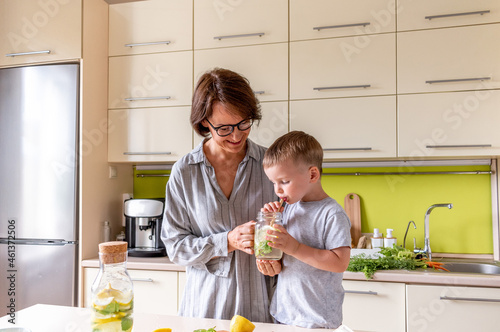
[98,241,128,264]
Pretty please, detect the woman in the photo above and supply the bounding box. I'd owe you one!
[161,68,280,322]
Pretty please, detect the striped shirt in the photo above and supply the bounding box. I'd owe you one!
[161,139,276,323]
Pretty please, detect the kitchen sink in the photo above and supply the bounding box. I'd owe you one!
[429,259,500,275]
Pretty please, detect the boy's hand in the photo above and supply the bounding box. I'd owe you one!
[256,259,282,276]
[266,224,301,256]
[261,201,283,213]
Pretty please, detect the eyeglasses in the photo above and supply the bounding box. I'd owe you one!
[206,118,254,137]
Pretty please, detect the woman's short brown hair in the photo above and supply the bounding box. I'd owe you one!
[191,68,262,137]
[263,131,324,174]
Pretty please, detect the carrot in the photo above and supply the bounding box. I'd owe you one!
[426,261,450,272]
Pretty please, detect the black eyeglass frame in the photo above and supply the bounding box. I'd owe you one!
[206,118,254,137]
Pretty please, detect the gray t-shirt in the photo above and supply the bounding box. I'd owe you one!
[270,197,351,329]
[161,139,276,322]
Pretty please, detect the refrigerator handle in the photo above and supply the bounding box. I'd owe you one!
[0,238,77,246]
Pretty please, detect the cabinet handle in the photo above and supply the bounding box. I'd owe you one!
[345,290,378,295]
[124,96,171,101]
[5,50,51,57]
[253,90,265,95]
[324,147,373,151]
[314,84,371,91]
[214,32,265,40]
[131,277,154,282]
[425,77,491,84]
[124,152,172,155]
[125,41,171,47]
[425,10,490,20]
[313,22,370,31]
[440,296,500,303]
[426,144,492,149]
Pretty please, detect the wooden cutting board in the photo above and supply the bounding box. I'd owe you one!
[344,193,362,247]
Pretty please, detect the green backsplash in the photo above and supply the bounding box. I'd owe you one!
[133,165,493,255]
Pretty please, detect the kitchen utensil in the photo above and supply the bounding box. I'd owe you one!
[344,193,362,247]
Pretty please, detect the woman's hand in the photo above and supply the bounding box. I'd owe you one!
[266,224,301,256]
[256,259,282,276]
[228,221,256,255]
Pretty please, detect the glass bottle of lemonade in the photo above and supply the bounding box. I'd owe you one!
[254,211,283,260]
[91,241,133,332]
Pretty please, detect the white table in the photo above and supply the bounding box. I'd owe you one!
[0,304,354,331]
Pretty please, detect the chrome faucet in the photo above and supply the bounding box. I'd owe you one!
[403,220,417,249]
[414,203,453,260]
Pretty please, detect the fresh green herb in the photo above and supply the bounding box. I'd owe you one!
[121,316,133,331]
[255,240,273,256]
[97,301,120,315]
[193,327,216,332]
[347,245,427,279]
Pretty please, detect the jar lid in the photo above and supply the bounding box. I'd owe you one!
[99,241,128,264]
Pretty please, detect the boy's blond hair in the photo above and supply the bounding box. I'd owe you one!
[263,131,323,174]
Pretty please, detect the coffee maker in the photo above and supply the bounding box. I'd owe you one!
[124,198,167,257]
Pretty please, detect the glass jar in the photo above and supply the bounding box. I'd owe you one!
[91,241,134,332]
[254,211,283,260]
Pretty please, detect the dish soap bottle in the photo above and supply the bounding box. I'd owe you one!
[371,228,384,249]
[91,241,133,332]
[384,228,397,248]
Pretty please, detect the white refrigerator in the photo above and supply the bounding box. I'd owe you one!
[0,63,79,312]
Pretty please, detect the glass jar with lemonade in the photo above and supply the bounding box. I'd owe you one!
[254,211,283,260]
[91,241,133,332]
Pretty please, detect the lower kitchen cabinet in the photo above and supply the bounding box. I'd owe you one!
[406,284,500,332]
[178,271,186,310]
[342,280,406,332]
[83,267,182,315]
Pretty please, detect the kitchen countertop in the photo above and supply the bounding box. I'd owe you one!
[0,304,353,331]
[82,257,500,287]
[82,256,186,271]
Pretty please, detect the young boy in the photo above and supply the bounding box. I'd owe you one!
[258,130,351,329]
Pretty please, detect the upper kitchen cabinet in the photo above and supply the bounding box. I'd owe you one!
[397,24,500,94]
[0,0,81,66]
[290,96,397,159]
[248,102,289,148]
[290,0,396,41]
[108,106,192,163]
[194,43,288,102]
[193,101,289,148]
[397,0,500,32]
[108,51,193,109]
[193,0,287,50]
[108,0,192,56]
[290,33,396,100]
[398,90,500,158]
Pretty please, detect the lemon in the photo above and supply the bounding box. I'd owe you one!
[230,315,255,332]
[93,283,133,308]
[152,329,172,332]
[256,225,274,242]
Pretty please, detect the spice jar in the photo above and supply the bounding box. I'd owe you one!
[91,241,133,332]
[254,211,283,260]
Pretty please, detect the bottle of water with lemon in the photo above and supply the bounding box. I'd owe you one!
[91,241,133,332]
